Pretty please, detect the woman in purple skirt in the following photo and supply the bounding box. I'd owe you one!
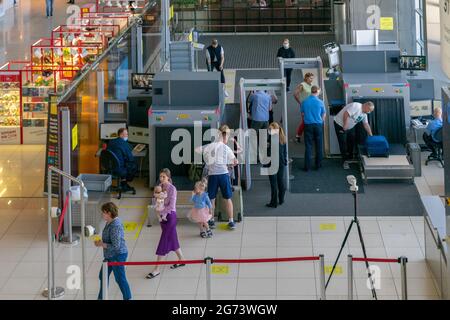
[146,168,185,279]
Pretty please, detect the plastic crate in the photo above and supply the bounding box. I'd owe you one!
[71,192,111,230]
[77,174,112,192]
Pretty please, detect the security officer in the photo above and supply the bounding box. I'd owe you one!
[277,38,296,92]
[206,39,228,97]
[107,128,137,192]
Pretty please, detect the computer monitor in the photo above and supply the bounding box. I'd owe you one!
[399,55,427,75]
[128,126,149,144]
[410,100,433,118]
[100,123,127,140]
[131,73,154,91]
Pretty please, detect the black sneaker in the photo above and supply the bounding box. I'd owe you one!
[208,219,216,229]
[206,229,213,238]
[200,231,207,238]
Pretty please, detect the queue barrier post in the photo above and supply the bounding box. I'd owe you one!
[319,254,326,300]
[400,256,408,300]
[205,257,213,301]
[102,261,109,300]
[347,255,353,300]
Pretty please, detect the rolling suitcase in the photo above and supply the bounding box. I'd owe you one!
[214,185,243,222]
[365,136,389,157]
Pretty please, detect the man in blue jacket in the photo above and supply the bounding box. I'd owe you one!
[301,86,326,171]
[107,128,137,192]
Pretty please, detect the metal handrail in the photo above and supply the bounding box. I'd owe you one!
[184,22,333,34]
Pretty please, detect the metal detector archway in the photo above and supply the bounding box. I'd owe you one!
[239,78,288,191]
[279,57,330,157]
[278,57,325,95]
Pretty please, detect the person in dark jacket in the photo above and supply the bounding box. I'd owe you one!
[107,128,137,191]
[206,39,228,97]
[277,38,295,92]
[96,202,132,300]
[265,122,288,208]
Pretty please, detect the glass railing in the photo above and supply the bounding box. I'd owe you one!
[173,0,333,33]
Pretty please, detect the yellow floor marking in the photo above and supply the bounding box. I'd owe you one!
[325,265,343,275]
[211,265,229,275]
[119,205,146,209]
[320,223,337,231]
[133,206,148,240]
[123,221,138,232]
[218,223,230,231]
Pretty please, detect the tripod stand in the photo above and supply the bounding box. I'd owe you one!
[325,176,378,300]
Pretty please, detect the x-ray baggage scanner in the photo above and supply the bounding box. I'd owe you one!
[343,73,413,183]
[148,72,222,187]
[239,78,288,191]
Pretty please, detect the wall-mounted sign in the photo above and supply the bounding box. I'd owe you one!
[380,17,394,31]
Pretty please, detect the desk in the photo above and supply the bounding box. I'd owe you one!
[132,148,148,179]
[96,144,148,179]
[411,123,428,148]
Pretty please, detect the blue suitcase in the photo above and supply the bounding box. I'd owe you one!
[366,136,389,157]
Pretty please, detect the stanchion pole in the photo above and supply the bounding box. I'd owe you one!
[319,254,326,300]
[347,255,353,300]
[400,256,408,300]
[80,184,87,300]
[205,257,213,300]
[102,261,109,300]
[47,169,53,301]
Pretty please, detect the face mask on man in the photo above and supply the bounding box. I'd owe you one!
[283,43,289,49]
[122,137,128,142]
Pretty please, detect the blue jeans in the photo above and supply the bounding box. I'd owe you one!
[45,0,53,16]
[98,253,132,300]
[304,123,324,170]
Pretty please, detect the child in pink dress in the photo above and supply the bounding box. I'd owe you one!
[188,179,213,238]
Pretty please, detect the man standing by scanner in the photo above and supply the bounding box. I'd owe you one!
[334,102,375,170]
[206,39,229,97]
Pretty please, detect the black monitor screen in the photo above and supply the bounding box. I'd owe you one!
[399,56,427,71]
[131,73,154,90]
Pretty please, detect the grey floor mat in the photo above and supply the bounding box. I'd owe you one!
[243,178,423,216]
[290,158,365,194]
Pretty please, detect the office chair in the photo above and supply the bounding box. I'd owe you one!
[100,149,136,199]
[425,127,444,167]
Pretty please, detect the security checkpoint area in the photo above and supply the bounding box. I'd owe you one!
[0,0,449,309]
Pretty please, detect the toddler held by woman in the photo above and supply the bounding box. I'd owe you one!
[153,185,168,222]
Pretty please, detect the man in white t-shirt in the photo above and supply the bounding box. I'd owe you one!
[334,101,374,169]
[198,125,238,230]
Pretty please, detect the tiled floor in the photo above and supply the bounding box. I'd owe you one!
[0,143,444,300]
